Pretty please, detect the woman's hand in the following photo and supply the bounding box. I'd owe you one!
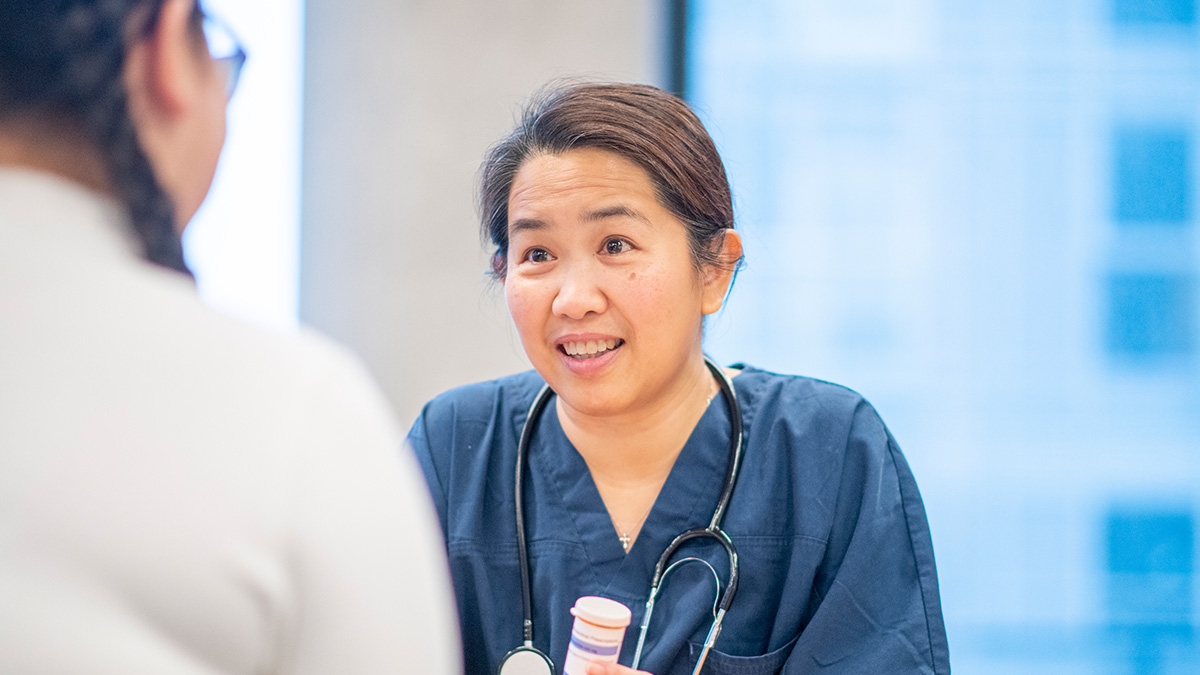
[585,664,653,675]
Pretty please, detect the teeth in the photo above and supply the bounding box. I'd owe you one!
[562,339,621,358]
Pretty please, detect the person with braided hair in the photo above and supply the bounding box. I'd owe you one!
[0,2,461,673]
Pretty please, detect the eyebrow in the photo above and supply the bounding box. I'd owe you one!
[509,217,546,234]
[583,204,651,224]
[508,205,650,234]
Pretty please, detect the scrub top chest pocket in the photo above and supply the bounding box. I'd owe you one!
[672,635,798,675]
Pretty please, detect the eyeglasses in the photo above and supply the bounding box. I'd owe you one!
[201,11,246,99]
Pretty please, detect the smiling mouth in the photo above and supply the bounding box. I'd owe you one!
[560,339,624,359]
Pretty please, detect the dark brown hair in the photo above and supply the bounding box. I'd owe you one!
[0,0,201,275]
[479,82,741,279]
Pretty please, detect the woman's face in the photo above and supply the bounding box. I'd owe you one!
[504,147,728,417]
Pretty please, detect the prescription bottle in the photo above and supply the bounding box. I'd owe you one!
[562,596,632,675]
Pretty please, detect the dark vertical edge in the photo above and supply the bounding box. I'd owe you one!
[667,0,690,100]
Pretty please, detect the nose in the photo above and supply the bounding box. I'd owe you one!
[551,262,608,320]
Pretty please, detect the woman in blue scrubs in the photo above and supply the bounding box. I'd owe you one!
[408,83,950,675]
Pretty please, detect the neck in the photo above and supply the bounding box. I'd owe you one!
[0,117,110,194]
[557,354,717,488]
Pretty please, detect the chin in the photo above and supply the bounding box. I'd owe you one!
[551,381,628,417]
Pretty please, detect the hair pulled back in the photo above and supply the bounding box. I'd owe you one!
[0,0,192,274]
[479,82,739,279]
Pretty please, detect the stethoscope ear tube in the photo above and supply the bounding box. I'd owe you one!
[690,608,728,675]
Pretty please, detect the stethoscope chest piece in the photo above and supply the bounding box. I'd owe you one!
[498,645,554,675]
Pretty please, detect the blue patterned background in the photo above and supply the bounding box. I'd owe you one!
[690,0,1200,671]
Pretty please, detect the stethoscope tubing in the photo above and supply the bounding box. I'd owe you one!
[510,357,744,674]
[706,359,744,531]
[515,378,556,647]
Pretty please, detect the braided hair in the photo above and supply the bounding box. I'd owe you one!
[0,0,193,275]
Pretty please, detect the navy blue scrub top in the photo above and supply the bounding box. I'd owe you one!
[408,365,950,675]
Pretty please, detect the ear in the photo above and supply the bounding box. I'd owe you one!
[700,229,743,315]
[493,251,508,283]
[124,0,204,121]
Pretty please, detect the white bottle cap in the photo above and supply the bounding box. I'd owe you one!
[569,596,632,628]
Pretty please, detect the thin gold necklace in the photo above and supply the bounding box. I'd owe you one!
[615,377,719,553]
[615,506,653,553]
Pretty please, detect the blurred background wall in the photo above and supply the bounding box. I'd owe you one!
[690,0,1200,672]
[186,0,1200,672]
[300,0,667,418]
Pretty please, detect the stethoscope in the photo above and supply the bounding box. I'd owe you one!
[499,358,744,675]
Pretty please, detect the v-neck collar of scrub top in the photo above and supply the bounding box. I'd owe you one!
[525,381,736,605]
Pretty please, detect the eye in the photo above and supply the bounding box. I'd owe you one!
[522,247,553,264]
[602,238,632,255]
